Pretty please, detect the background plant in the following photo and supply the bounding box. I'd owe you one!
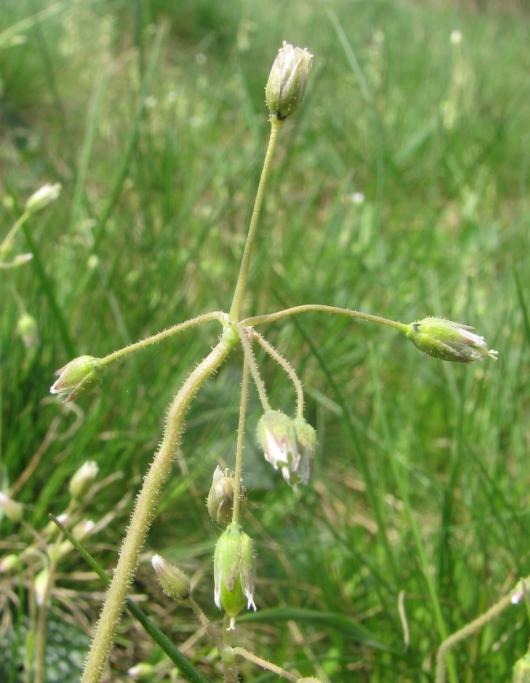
[1,1,529,681]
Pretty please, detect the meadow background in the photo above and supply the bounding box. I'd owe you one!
[1,0,529,680]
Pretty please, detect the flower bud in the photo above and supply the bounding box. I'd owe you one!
[257,412,316,486]
[257,410,297,472]
[405,317,498,363]
[0,492,23,523]
[265,42,313,120]
[50,355,100,402]
[214,523,256,629]
[34,567,50,606]
[0,554,21,573]
[289,418,317,486]
[127,662,155,681]
[207,466,246,526]
[69,461,98,500]
[128,663,155,680]
[151,554,191,601]
[513,654,530,683]
[16,312,39,349]
[25,183,61,214]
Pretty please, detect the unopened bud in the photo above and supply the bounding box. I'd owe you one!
[513,654,530,683]
[0,554,21,573]
[152,554,191,600]
[265,41,313,120]
[0,492,23,523]
[34,567,50,606]
[25,183,61,214]
[214,523,256,629]
[405,317,498,363]
[207,466,246,526]
[16,312,39,349]
[50,355,101,402]
[69,461,98,499]
[128,663,155,679]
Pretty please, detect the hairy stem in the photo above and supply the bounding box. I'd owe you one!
[251,328,305,418]
[187,597,223,650]
[435,585,520,683]
[229,118,282,322]
[239,328,270,411]
[81,338,233,683]
[232,358,250,525]
[98,311,225,368]
[243,304,408,332]
[230,646,298,681]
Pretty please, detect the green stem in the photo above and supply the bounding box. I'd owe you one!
[435,585,521,683]
[81,338,233,683]
[243,304,408,332]
[232,358,250,525]
[98,311,225,368]
[239,328,270,411]
[0,211,29,255]
[230,646,298,681]
[251,329,305,419]
[229,118,282,322]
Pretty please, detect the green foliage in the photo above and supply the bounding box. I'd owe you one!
[1,0,529,680]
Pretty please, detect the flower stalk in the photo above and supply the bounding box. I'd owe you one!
[229,118,282,322]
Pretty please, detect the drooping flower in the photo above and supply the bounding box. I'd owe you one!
[257,411,316,486]
[290,418,317,486]
[257,410,297,472]
[405,317,498,363]
[214,523,256,629]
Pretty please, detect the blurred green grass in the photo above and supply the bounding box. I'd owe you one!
[1,0,529,680]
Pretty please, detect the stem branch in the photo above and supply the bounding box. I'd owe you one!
[251,329,305,418]
[98,311,225,367]
[243,304,408,332]
[239,328,270,411]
